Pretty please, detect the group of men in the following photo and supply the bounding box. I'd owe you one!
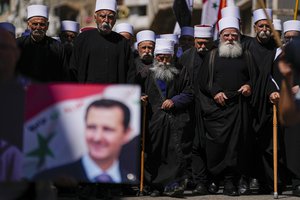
[1,0,300,198]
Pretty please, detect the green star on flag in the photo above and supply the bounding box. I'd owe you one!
[212,2,218,9]
[26,132,56,168]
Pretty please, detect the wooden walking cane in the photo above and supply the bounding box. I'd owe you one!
[139,100,147,195]
[294,0,299,20]
[273,104,278,199]
[257,0,283,198]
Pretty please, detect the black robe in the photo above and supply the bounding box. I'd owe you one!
[179,47,208,183]
[142,66,193,190]
[16,35,65,82]
[134,57,153,80]
[69,29,136,84]
[245,38,291,188]
[198,48,257,176]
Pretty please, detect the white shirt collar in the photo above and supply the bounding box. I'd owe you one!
[81,154,121,183]
[274,47,282,61]
[296,90,300,100]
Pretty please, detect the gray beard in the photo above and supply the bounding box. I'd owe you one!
[218,40,243,58]
[96,22,112,35]
[150,60,179,82]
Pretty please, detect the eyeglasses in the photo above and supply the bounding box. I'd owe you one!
[97,13,115,20]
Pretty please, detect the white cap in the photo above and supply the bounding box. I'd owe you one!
[194,25,213,38]
[154,39,174,55]
[27,5,49,20]
[0,22,16,36]
[221,6,240,19]
[95,0,117,13]
[159,34,179,44]
[218,17,240,33]
[253,8,272,24]
[181,26,194,37]
[61,20,79,33]
[273,19,282,31]
[136,30,155,44]
[283,20,300,33]
[115,23,133,35]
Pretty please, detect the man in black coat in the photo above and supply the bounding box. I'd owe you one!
[69,0,136,84]
[16,4,65,82]
[179,25,215,195]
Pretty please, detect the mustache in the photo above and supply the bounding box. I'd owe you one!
[258,30,271,38]
[197,47,209,53]
[141,52,153,58]
[101,22,112,30]
[32,29,46,35]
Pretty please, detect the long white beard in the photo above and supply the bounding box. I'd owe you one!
[150,60,179,82]
[219,40,243,58]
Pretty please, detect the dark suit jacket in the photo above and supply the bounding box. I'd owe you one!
[34,158,137,184]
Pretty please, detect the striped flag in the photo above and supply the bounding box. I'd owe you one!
[22,84,141,179]
[201,0,227,38]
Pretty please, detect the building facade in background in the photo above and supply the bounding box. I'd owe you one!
[0,0,299,37]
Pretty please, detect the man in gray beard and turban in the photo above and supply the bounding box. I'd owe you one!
[139,38,194,197]
[198,16,257,196]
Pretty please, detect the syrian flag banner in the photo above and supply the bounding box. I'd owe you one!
[22,84,141,183]
[201,0,227,39]
[201,0,220,26]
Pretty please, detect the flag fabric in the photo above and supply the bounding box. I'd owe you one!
[173,0,192,28]
[201,0,220,26]
[216,0,227,31]
[201,0,227,39]
[22,84,141,179]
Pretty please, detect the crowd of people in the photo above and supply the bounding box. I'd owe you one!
[1,0,300,198]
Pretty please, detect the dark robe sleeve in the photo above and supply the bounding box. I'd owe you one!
[172,66,194,109]
[125,41,137,84]
[198,49,220,98]
[69,36,81,82]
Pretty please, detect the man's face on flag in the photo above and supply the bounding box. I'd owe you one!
[85,106,130,164]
